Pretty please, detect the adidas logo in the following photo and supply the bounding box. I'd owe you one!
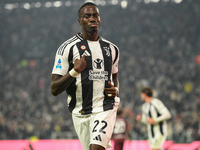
[93,135,102,141]
[82,50,90,57]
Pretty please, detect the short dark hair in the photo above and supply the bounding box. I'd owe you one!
[141,87,153,97]
[78,2,98,18]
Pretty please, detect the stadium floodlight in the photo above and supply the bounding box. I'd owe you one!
[101,0,106,6]
[53,1,62,7]
[35,2,41,8]
[121,0,127,9]
[84,0,94,3]
[4,3,14,10]
[23,3,31,10]
[111,0,118,5]
[151,0,160,3]
[45,2,52,8]
[65,1,71,7]
[174,0,182,3]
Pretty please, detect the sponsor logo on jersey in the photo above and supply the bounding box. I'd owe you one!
[93,58,103,69]
[89,59,108,80]
[89,70,108,80]
[80,45,86,50]
[56,58,62,69]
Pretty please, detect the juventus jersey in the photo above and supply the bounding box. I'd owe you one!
[52,33,119,115]
[141,98,171,139]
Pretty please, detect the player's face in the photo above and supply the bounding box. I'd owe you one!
[141,93,146,101]
[78,5,101,33]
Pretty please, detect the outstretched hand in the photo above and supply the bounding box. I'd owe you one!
[74,55,87,73]
[104,81,118,98]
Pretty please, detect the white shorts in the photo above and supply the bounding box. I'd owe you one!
[149,134,166,149]
[72,105,118,150]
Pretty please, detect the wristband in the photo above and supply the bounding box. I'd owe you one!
[69,68,79,77]
[115,87,119,94]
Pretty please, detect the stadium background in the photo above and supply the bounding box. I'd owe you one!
[0,0,200,146]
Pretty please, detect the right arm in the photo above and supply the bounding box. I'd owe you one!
[51,55,87,96]
[51,74,75,96]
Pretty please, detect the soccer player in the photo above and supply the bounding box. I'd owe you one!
[112,108,128,150]
[136,87,171,150]
[51,2,120,150]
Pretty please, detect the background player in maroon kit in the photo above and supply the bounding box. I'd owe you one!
[112,108,128,150]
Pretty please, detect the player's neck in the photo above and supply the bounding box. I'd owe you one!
[146,97,153,103]
[81,32,99,41]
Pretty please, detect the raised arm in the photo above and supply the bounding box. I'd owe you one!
[51,55,87,96]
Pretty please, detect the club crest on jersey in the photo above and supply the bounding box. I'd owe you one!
[56,58,62,69]
[80,45,86,50]
[93,58,103,69]
[103,47,110,57]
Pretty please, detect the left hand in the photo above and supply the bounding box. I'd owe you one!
[104,81,119,98]
[147,118,155,125]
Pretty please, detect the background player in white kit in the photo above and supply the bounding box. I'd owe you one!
[136,87,171,150]
[51,2,120,150]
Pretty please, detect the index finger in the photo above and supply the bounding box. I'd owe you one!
[108,81,114,87]
[81,54,86,59]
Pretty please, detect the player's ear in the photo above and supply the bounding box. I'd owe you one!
[78,18,82,25]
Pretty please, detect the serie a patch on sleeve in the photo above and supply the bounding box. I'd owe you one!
[56,58,62,69]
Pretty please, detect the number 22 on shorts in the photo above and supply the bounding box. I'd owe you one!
[92,120,108,134]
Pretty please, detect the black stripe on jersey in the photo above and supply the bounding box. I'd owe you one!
[99,39,114,111]
[66,45,77,113]
[76,40,93,115]
[152,104,164,135]
[111,44,119,65]
[148,104,154,138]
[57,36,78,56]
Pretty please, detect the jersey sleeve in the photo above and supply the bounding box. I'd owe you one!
[111,44,119,74]
[52,46,70,76]
[153,99,172,123]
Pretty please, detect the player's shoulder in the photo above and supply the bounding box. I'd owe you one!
[142,102,148,109]
[100,37,119,50]
[152,98,164,106]
[56,34,82,56]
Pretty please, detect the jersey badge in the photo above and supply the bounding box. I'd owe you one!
[56,58,62,69]
[103,47,110,57]
[80,45,86,50]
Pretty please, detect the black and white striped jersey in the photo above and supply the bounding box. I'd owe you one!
[52,33,119,115]
[141,98,171,139]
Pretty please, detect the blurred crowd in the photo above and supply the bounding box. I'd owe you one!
[0,0,200,143]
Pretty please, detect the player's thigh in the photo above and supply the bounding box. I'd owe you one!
[89,108,118,149]
[72,114,90,150]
